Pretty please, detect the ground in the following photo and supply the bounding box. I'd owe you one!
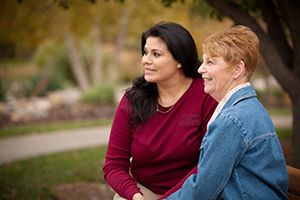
[45,104,117,199]
[2,103,117,199]
[2,103,294,199]
[52,182,115,200]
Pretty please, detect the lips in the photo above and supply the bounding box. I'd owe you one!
[203,77,212,81]
[144,68,156,74]
[145,67,155,71]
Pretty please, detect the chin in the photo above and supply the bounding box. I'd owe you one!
[204,87,211,94]
[144,75,156,83]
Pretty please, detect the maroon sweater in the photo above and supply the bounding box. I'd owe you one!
[103,78,217,199]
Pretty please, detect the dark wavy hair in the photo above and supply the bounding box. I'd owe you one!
[126,22,201,127]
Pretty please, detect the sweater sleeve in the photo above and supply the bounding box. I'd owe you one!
[103,96,141,199]
[159,166,197,199]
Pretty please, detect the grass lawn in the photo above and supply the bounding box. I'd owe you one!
[0,119,112,139]
[267,107,292,115]
[277,128,293,140]
[0,145,108,200]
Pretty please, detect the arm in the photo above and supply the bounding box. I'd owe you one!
[160,166,197,199]
[167,116,246,200]
[103,96,141,199]
[133,193,145,200]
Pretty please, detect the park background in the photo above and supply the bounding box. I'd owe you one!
[0,0,298,199]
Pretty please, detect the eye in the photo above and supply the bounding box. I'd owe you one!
[153,51,161,57]
[207,59,213,64]
[143,49,148,56]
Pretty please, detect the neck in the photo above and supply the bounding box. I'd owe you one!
[216,76,249,102]
[157,77,193,107]
[218,81,250,102]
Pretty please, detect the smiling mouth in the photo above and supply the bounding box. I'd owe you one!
[144,68,156,73]
[203,77,212,81]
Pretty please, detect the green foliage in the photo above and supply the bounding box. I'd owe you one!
[8,73,64,98]
[81,84,115,105]
[34,42,74,83]
[119,71,139,84]
[57,0,124,9]
[277,128,292,140]
[0,146,108,199]
[30,42,76,96]
[190,0,214,17]
[256,88,290,108]
[161,0,184,7]
[267,108,292,116]
[0,79,7,101]
[27,73,64,97]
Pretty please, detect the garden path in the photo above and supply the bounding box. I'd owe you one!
[0,126,111,164]
[0,115,292,164]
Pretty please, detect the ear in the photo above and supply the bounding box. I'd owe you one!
[233,60,245,79]
[177,63,182,68]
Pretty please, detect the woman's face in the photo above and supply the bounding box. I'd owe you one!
[142,36,180,83]
[198,53,236,101]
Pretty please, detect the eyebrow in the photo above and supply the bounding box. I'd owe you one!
[144,45,162,51]
[144,47,164,52]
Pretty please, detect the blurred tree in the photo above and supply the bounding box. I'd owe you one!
[91,16,103,84]
[1,0,230,94]
[110,4,131,82]
[65,32,90,91]
[164,0,300,167]
[0,0,125,91]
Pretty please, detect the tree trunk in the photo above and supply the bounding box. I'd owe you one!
[291,87,300,167]
[30,62,52,97]
[91,17,103,85]
[110,7,130,82]
[65,32,90,91]
[205,0,300,167]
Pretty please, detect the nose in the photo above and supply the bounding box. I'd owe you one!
[142,53,151,65]
[198,63,205,74]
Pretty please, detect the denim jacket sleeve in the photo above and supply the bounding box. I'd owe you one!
[167,115,247,200]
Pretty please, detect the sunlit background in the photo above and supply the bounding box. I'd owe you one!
[0,0,295,199]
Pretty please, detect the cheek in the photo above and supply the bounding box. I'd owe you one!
[215,77,226,87]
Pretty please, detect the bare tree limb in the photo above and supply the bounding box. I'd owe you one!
[256,0,292,69]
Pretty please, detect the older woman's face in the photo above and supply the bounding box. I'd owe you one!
[198,53,236,102]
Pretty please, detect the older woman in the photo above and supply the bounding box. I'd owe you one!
[165,25,288,200]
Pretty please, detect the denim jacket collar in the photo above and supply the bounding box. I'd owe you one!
[223,85,257,110]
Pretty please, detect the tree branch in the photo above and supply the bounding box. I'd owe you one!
[256,0,292,69]
[205,0,299,94]
[277,0,300,78]
[205,0,264,37]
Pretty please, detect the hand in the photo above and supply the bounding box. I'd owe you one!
[132,192,145,200]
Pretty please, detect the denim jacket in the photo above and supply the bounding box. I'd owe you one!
[167,86,288,200]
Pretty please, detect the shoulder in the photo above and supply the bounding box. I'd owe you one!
[116,94,130,113]
[189,78,204,94]
[192,77,204,87]
[219,97,275,138]
[189,78,217,105]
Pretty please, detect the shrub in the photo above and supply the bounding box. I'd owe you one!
[81,84,115,105]
[33,41,75,90]
[0,79,7,101]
